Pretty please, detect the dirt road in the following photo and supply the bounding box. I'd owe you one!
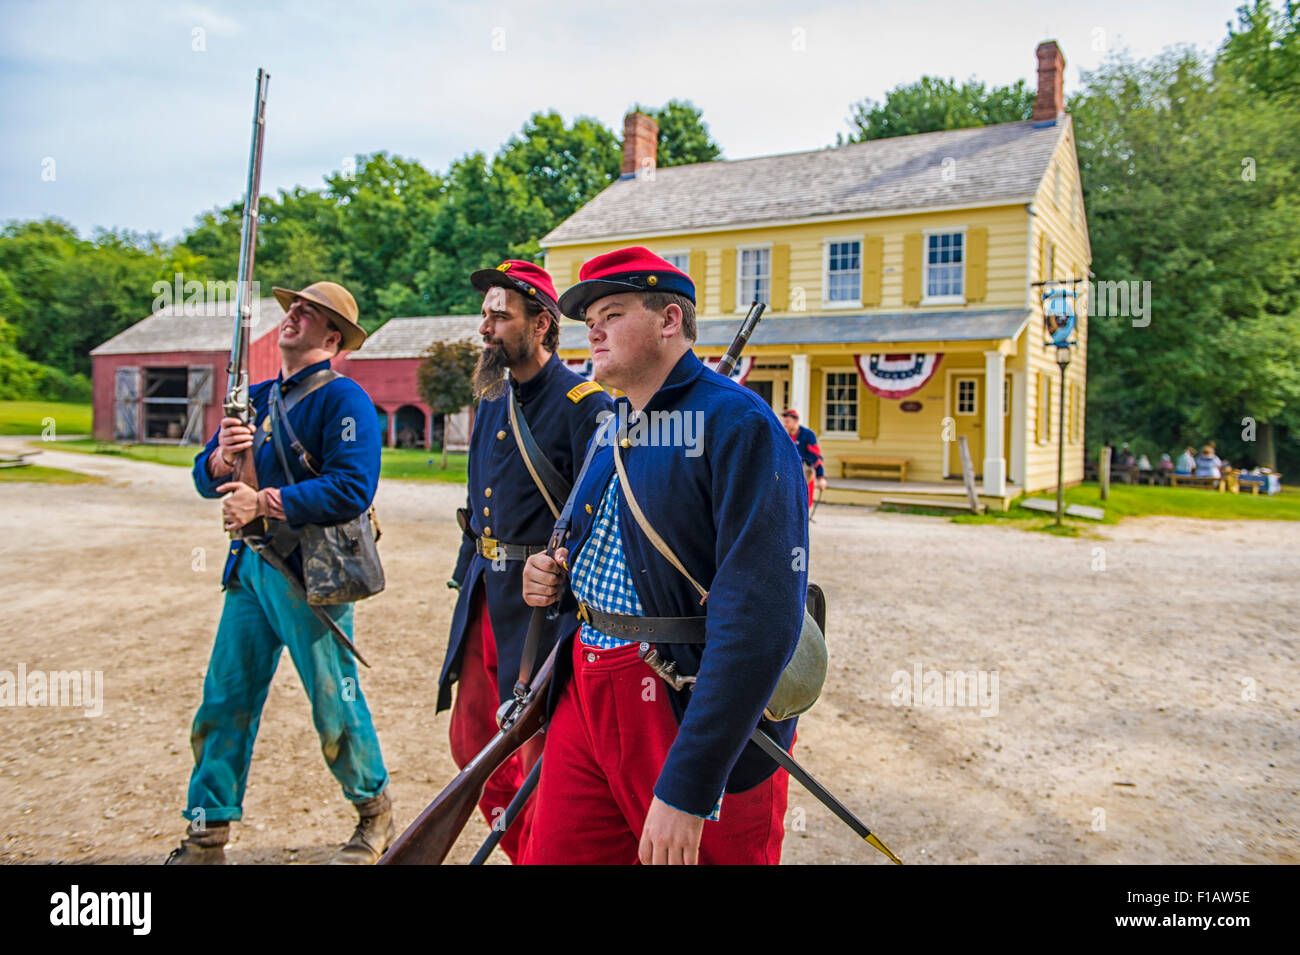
[1,437,1296,864]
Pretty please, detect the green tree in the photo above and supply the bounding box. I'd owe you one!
[636,99,723,166]
[839,76,1036,143]
[416,338,480,467]
[496,111,621,230]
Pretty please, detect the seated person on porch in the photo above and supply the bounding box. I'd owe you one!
[1175,446,1196,475]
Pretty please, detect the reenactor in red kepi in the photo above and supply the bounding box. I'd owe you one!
[780,408,827,507]
[437,260,613,863]
[520,248,809,864]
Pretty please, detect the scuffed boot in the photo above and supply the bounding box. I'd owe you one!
[330,790,394,865]
[164,820,229,865]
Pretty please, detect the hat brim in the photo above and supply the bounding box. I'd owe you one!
[272,286,366,351]
[470,270,561,316]
[557,279,653,320]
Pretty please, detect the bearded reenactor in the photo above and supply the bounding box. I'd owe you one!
[438,260,613,863]
[168,281,392,865]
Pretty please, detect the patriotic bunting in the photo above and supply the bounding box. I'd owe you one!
[854,353,943,399]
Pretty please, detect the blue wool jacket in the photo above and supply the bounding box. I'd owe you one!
[437,352,613,712]
[550,349,809,817]
[793,424,825,478]
[192,359,382,587]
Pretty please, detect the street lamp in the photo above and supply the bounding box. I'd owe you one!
[1035,280,1083,527]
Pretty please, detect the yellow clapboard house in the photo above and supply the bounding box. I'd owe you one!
[543,41,1089,508]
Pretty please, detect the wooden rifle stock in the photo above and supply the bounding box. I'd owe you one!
[379,641,558,865]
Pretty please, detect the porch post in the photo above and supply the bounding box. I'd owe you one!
[982,350,1006,496]
[386,407,396,448]
[791,353,811,422]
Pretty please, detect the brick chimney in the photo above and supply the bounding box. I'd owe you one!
[1033,40,1065,124]
[621,111,658,179]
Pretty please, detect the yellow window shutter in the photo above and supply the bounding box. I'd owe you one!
[570,259,582,287]
[860,390,880,439]
[1038,232,1048,281]
[689,250,707,311]
[902,233,923,305]
[861,236,883,306]
[770,244,790,311]
[721,248,737,313]
[966,227,988,302]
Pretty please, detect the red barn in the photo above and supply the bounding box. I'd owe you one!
[90,297,285,443]
[338,315,478,450]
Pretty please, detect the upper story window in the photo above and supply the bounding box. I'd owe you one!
[826,240,861,303]
[660,252,689,273]
[739,247,770,306]
[925,232,964,300]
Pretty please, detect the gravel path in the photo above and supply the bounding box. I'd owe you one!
[1,438,1295,864]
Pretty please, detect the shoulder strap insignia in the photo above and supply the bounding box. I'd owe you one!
[566,380,603,403]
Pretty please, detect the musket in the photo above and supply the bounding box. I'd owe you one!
[223,67,270,540]
[716,300,764,379]
[383,304,770,865]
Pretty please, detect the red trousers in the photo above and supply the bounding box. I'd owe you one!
[521,634,789,865]
[448,585,543,864]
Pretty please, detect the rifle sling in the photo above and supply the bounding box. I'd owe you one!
[515,413,615,691]
[508,384,569,520]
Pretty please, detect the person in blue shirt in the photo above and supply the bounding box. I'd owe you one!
[781,408,827,506]
[437,260,612,863]
[167,281,390,865]
[520,248,808,865]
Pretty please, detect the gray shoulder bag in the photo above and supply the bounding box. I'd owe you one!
[268,374,385,606]
[612,437,828,721]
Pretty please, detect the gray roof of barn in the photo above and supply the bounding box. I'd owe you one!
[90,297,284,356]
[346,315,483,360]
[542,119,1065,245]
[557,309,1031,350]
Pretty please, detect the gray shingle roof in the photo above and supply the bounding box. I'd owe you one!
[557,309,1030,350]
[543,119,1065,245]
[346,315,482,360]
[90,297,284,355]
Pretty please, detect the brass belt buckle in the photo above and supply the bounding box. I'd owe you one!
[480,536,499,561]
[576,603,591,623]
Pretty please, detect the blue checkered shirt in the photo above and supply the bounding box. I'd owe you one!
[568,471,722,820]
[570,474,642,649]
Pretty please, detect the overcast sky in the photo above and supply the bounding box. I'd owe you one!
[1,0,1244,242]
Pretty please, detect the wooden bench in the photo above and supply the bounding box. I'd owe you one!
[839,455,909,482]
[1169,474,1226,492]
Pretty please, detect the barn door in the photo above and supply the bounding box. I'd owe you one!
[113,366,140,441]
[182,365,214,445]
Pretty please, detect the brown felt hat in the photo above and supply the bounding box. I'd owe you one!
[272,281,366,351]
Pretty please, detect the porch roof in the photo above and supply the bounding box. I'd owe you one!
[557,308,1030,351]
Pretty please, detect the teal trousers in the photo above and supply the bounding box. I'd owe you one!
[184,548,388,823]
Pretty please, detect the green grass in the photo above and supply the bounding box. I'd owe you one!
[0,401,92,436]
[44,438,470,483]
[0,464,103,485]
[380,448,468,483]
[1019,481,1300,521]
[880,480,1297,533]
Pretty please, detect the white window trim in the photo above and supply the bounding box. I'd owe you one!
[821,234,864,309]
[821,365,861,439]
[920,226,967,306]
[658,248,690,272]
[735,242,773,314]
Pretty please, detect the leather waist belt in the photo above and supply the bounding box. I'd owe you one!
[578,603,707,644]
[476,536,545,562]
